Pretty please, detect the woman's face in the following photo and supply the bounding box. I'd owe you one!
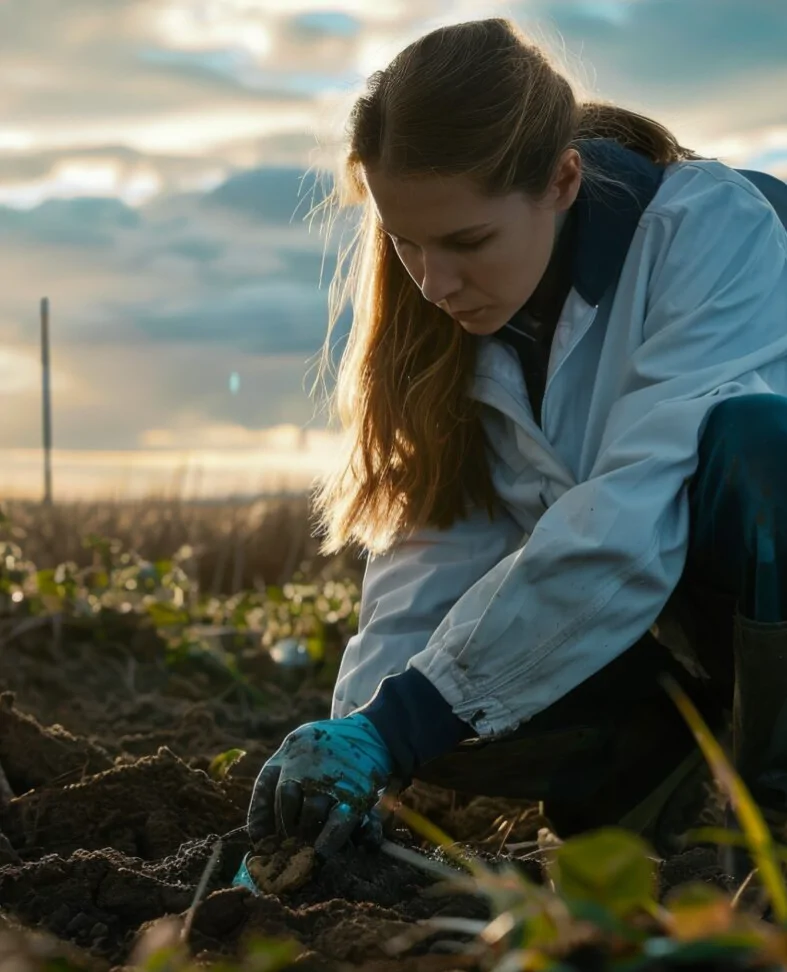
[364,149,582,335]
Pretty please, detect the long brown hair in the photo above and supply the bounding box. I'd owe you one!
[309,17,702,556]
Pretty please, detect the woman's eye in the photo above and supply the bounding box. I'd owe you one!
[451,236,491,251]
[388,234,492,252]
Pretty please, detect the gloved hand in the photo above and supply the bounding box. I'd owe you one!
[247,713,395,857]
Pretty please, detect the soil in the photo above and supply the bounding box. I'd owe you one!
[0,617,743,971]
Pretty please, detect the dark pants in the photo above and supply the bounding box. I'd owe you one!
[416,395,787,831]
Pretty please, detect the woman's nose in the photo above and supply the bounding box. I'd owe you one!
[419,252,462,306]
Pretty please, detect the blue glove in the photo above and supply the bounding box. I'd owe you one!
[247,713,394,857]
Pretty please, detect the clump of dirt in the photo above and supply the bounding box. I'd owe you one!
[0,692,113,794]
[658,845,738,896]
[1,746,243,860]
[247,837,316,894]
[0,847,193,957]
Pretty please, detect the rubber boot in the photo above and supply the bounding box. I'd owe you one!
[720,614,787,882]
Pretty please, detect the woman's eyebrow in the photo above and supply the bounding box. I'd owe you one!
[381,222,493,243]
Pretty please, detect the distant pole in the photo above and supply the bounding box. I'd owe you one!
[40,297,53,506]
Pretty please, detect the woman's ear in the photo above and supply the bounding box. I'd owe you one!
[546,148,582,212]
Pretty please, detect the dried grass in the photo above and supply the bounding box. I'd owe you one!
[3,496,366,594]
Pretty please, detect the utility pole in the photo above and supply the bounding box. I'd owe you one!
[40,297,53,506]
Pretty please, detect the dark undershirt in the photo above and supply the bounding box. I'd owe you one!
[496,206,579,427]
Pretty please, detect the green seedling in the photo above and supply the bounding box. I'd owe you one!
[207,748,247,781]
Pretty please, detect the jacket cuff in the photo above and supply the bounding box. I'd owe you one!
[357,667,475,777]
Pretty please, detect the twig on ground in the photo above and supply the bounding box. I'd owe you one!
[0,758,15,805]
[378,838,460,880]
[180,837,224,944]
[731,867,758,910]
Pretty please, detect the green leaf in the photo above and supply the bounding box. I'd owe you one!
[662,883,738,942]
[207,747,247,780]
[563,898,646,942]
[549,828,656,918]
[642,934,760,963]
[305,635,324,662]
[91,569,110,590]
[243,935,302,970]
[36,568,59,596]
[665,882,730,910]
[136,945,187,972]
[147,601,190,628]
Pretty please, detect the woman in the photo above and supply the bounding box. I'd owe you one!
[247,18,787,861]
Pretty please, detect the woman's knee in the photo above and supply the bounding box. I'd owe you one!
[688,395,787,614]
[695,394,787,506]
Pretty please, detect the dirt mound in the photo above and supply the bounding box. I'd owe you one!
[1,746,243,860]
[0,692,113,793]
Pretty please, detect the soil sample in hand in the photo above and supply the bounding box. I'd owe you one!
[246,837,316,895]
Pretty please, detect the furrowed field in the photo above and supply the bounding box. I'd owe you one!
[1,497,786,972]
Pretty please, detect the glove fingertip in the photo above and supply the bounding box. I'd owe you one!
[358,809,385,849]
[248,764,282,843]
[314,802,360,859]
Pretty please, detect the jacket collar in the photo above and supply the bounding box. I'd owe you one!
[571,139,666,306]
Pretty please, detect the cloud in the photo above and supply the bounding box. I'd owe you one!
[516,0,787,139]
[0,197,141,245]
[287,11,364,40]
[2,0,784,200]
[0,0,785,463]
[118,275,345,355]
[0,161,350,374]
[0,346,47,396]
[205,166,327,223]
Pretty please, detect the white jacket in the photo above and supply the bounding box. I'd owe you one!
[332,153,787,737]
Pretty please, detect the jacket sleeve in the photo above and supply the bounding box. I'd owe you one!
[400,167,787,737]
[331,503,525,718]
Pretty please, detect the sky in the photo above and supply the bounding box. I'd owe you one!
[2,0,787,498]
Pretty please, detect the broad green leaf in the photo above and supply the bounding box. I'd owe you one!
[549,828,656,917]
[147,601,190,628]
[208,747,247,780]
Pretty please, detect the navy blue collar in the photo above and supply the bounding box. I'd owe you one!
[571,138,666,306]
